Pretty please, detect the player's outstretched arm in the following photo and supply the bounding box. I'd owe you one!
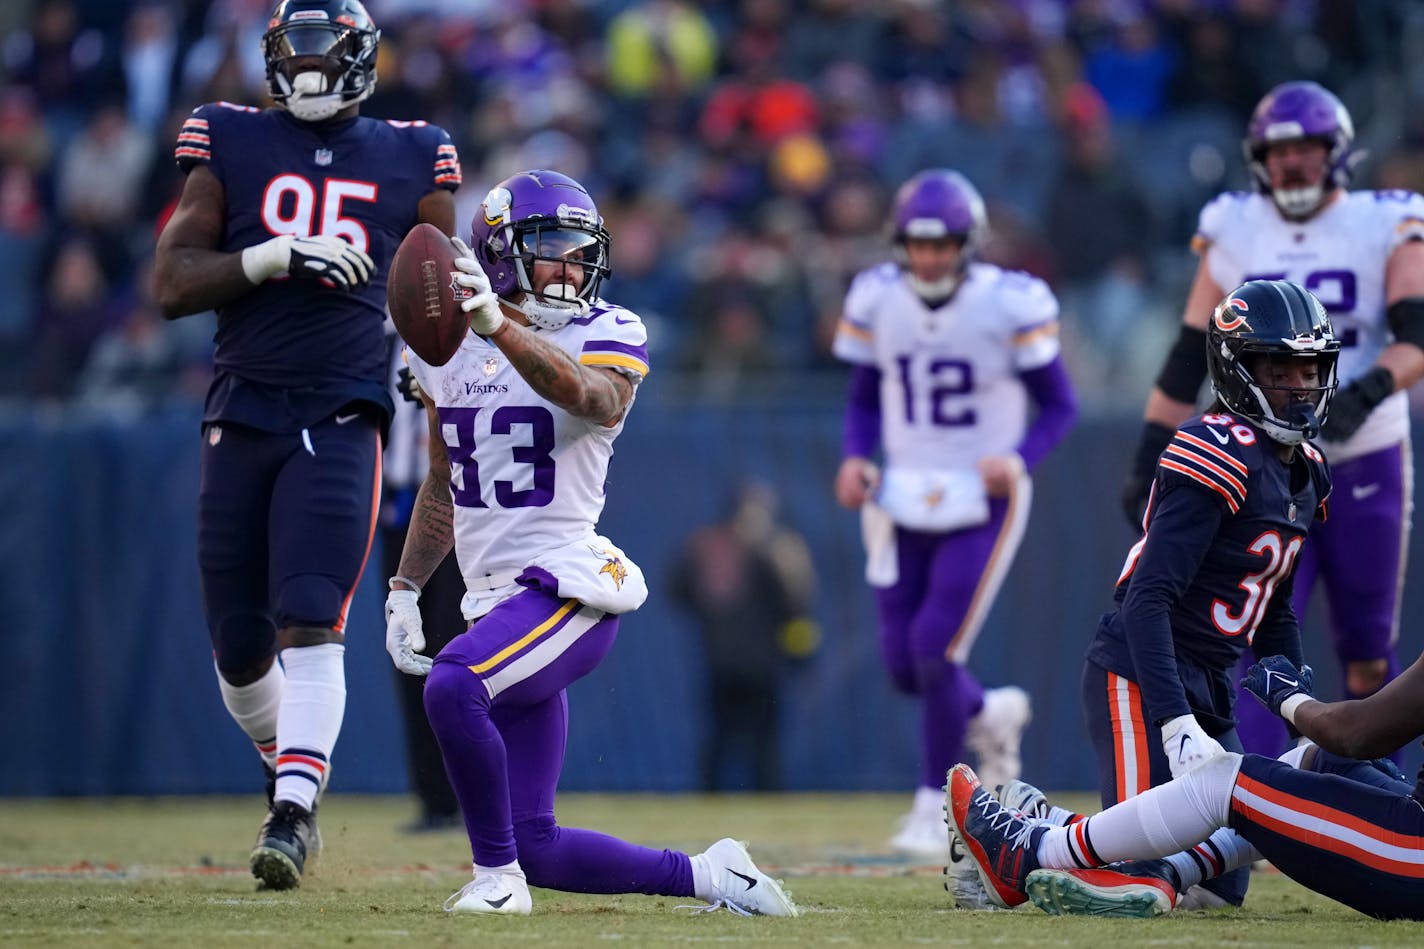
[1290,649,1424,760]
[487,319,633,426]
[154,165,256,318]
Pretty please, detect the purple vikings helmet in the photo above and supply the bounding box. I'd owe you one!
[890,169,987,299]
[1243,81,1356,219]
[262,0,379,122]
[468,169,612,330]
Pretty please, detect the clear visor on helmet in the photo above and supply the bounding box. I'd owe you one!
[267,23,359,71]
[520,226,604,264]
[515,225,606,297]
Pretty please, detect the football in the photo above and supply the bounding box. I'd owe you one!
[387,222,469,367]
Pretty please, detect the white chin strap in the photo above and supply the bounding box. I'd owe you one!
[286,70,345,122]
[1272,184,1325,220]
[517,284,590,331]
[906,272,961,301]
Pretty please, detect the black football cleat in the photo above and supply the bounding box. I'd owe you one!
[250,801,319,890]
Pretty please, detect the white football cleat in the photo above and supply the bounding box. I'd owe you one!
[966,686,1032,793]
[699,838,800,916]
[444,866,533,915]
[890,786,949,861]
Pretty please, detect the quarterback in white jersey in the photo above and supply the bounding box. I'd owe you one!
[831,169,1078,873]
[382,170,799,919]
[1122,81,1424,763]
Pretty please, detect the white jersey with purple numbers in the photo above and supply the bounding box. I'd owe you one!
[832,261,1062,470]
[407,299,649,596]
[1196,189,1424,462]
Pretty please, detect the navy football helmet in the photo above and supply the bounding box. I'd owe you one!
[468,170,611,330]
[1243,81,1355,219]
[1207,280,1340,446]
[262,0,379,122]
[890,169,987,299]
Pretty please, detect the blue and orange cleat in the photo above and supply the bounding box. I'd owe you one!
[946,763,1047,908]
[1026,860,1181,918]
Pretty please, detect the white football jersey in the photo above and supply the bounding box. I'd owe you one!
[832,261,1062,470]
[1195,189,1424,461]
[407,299,649,595]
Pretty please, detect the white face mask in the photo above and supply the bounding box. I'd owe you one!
[905,271,962,301]
[285,70,344,122]
[1272,183,1326,220]
[517,284,590,331]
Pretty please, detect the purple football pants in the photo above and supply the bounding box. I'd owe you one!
[1236,442,1410,757]
[424,586,695,896]
[874,496,1024,789]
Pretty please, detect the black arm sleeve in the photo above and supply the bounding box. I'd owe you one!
[1386,297,1424,351]
[1155,324,1209,404]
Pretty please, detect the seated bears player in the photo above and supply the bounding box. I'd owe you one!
[152,0,461,891]
[1079,280,1339,910]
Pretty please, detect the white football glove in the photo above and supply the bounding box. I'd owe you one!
[241,234,375,291]
[385,588,432,676]
[450,237,505,336]
[1160,714,1227,779]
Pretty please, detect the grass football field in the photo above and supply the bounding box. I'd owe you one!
[1,792,1415,947]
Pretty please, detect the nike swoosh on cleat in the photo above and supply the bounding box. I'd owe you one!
[729,869,758,890]
[335,413,361,425]
[485,895,511,908]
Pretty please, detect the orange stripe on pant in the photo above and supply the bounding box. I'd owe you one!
[1105,672,1151,802]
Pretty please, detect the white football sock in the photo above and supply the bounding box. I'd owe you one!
[274,642,346,810]
[216,657,284,768]
[1040,752,1243,868]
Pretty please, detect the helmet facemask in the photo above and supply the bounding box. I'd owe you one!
[506,222,610,330]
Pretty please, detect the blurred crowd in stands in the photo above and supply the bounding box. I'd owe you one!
[4,0,1423,412]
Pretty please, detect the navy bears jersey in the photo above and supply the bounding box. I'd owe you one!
[1086,412,1332,727]
[175,102,461,433]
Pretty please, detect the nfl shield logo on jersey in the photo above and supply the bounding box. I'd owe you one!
[314,148,333,166]
[483,357,499,377]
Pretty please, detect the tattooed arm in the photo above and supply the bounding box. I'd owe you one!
[392,394,457,592]
[487,318,634,426]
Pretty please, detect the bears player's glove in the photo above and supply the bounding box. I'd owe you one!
[1242,655,1315,723]
[385,585,432,676]
[1160,714,1227,779]
[450,236,505,336]
[241,234,375,291]
[1320,366,1394,442]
